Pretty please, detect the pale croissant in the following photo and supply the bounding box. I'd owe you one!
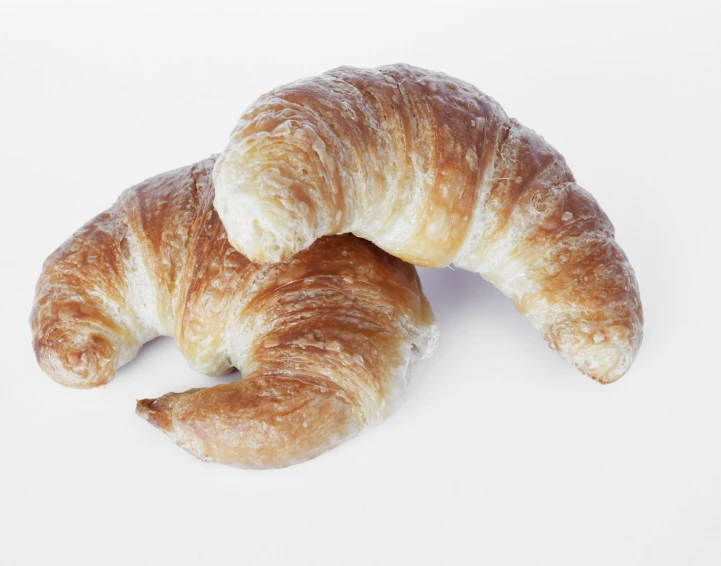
[213,64,643,383]
[30,158,437,468]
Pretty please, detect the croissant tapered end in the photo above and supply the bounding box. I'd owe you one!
[136,397,176,433]
[33,332,119,389]
[136,391,215,464]
[135,377,361,469]
[557,325,643,384]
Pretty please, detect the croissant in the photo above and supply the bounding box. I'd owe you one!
[213,63,643,383]
[30,157,438,468]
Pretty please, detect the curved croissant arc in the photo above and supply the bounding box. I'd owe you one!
[30,158,437,469]
[213,64,643,383]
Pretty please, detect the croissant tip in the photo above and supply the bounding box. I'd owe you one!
[587,365,629,385]
[35,339,117,389]
[595,375,621,385]
[136,398,174,433]
[135,398,152,418]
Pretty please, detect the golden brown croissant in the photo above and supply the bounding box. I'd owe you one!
[30,157,438,468]
[213,64,643,383]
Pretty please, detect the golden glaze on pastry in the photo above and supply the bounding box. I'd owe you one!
[30,158,438,468]
[213,64,643,383]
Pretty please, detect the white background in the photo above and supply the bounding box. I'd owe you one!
[1,0,719,564]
